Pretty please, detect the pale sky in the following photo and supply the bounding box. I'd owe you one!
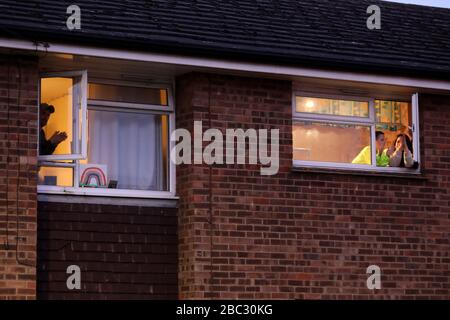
[384,0,450,8]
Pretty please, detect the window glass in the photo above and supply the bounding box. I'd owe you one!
[39,71,86,159]
[38,74,173,195]
[86,109,168,191]
[89,83,168,106]
[375,100,412,145]
[40,77,76,156]
[293,121,372,164]
[296,96,369,117]
[293,94,418,171]
[38,166,73,187]
[375,100,414,168]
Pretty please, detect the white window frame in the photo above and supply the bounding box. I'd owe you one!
[292,91,421,174]
[38,78,177,199]
[38,70,88,161]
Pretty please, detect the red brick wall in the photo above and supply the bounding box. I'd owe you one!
[37,201,178,299]
[0,56,38,299]
[176,72,450,299]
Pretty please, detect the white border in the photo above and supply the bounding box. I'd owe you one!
[292,160,421,175]
[412,93,421,164]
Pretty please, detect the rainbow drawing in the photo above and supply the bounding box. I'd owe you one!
[79,164,108,188]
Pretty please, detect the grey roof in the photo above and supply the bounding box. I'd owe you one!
[1,0,450,78]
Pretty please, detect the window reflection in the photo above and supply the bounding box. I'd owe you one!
[296,97,369,118]
[293,121,371,164]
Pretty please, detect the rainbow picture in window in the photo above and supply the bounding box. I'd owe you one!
[79,164,108,188]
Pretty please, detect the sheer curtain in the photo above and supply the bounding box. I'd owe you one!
[88,109,163,190]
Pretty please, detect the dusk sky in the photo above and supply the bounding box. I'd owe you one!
[384,0,450,8]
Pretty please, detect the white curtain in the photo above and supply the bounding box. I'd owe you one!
[88,109,163,190]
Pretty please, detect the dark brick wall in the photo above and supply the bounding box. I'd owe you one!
[37,201,178,299]
[2,59,449,300]
[0,56,38,300]
[176,72,450,299]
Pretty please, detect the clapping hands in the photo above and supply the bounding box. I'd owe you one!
[49,131,68,145]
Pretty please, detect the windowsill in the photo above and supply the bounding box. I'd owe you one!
[37,185,179,207]
[292,165,427,180]
[38,193,178,207]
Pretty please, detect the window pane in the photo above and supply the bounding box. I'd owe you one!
[40,77,81,156]
[296,96,369,117]
[86,109,168,191]
[38,166,73,186]
[375,100,411,131]
[88,83,168,106]
[375,100,414,167]
[293,121,372,164]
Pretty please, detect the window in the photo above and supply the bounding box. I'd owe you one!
[86,109,168,191]
[39,71,87,160]
[38,73,175,198]
[292,92,420,172]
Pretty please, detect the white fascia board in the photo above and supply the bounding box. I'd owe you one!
[2,37,450,91]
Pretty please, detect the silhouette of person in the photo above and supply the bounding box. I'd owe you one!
[39,103,68,155]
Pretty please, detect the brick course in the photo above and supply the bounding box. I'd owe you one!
[176,72,450,299]
[0,55,38,300]
[1,59,449,300]
[37,201,178,299]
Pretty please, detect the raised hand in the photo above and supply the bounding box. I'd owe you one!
[387,144,395,157]
[396,135,405,151]
[49,131,68,145]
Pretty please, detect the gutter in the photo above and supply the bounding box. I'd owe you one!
[1,37,450,92]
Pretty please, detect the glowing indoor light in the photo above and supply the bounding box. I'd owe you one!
[305,129,319,138]
[305,100,315,109]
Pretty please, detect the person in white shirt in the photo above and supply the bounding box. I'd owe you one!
[389,134,414,168]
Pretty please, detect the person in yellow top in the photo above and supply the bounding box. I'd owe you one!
[352,131,391,167]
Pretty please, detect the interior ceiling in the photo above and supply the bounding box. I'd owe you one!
[40,77,72,103]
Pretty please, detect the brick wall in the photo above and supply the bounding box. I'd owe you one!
[2,59,449,300]
[0,55,38,300]
[37,201,178,299]
[176,72,450,299]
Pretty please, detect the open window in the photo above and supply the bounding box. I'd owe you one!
[292,92,420,173]
[38,73,174,198]
[39,71,87,160]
